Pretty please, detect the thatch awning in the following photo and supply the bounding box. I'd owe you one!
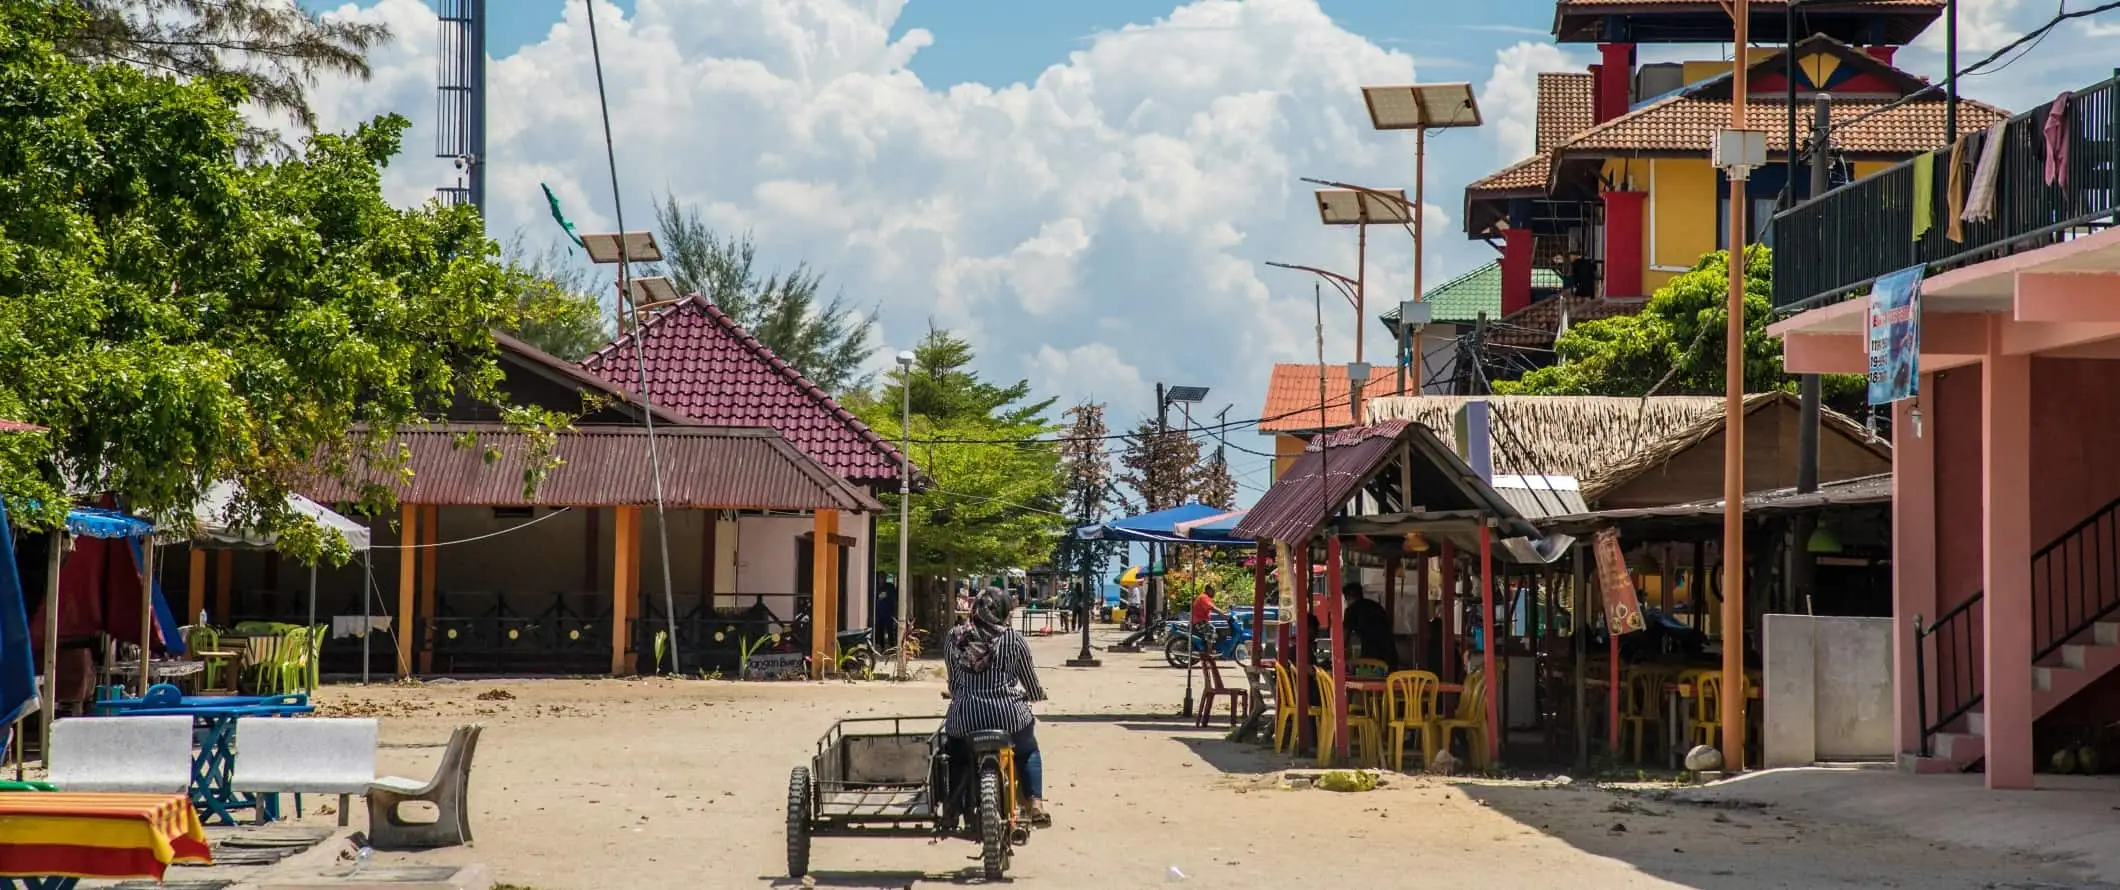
[1364,395,1728,480]
[1578,391,1887,501]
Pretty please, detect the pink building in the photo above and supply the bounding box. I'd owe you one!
[1769,74,2120,789]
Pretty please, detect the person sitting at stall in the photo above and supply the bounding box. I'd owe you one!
[1190,584,1228,648]
[1343,581,1398,672]
[944,588,1051,826]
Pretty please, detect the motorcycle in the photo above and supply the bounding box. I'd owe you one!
[1163,614,1251,668]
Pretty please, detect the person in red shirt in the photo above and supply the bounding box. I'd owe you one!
[1189,584,1228,648]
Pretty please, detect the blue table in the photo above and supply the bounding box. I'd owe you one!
[93,697,314,825]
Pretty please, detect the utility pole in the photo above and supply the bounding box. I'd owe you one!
[1792,93,1831,614]
[1720,0,1755,773]
[1151,382,1168,634]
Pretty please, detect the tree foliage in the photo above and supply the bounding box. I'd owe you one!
[650,196,877,394]
[499,235,611,361]
[0,3,556,560]
[847,328,1065,629]
[1193,447,1237,510]
[1495,247,1864,410]
[1055,400,1119,596]
[61,0,391,155]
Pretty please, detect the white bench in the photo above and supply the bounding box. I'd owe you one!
[48,715,193,794]
[231,716,378,826]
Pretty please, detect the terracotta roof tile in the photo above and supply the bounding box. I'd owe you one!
[1467,154,1550,194]
[1536,73,1596,153]
[1258,364,1356,434]
[1488,296,1647,346]
[579,297,906,485]
[1554,95,2009,158]
[1559,0,1939,8]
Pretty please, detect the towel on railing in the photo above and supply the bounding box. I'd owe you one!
[2044,91,2073,188]
[1962,122,2008,224]
[1911,152,1935,241]
[1946,133,1970,243]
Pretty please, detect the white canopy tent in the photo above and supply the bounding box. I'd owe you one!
[183,481,376,688]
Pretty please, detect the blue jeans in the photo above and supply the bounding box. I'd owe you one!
[1011,724,1043,800]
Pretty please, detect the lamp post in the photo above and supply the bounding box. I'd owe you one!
[894,349,916,681]
[1393,299,1432,394]
[581,229,682,676]
[1358,82,1483,393]
[1312,187,1411,366]
[1713,0,1764,771]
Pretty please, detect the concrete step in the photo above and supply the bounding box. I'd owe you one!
[1933,729,1987,765]
[1897,751,1969,774]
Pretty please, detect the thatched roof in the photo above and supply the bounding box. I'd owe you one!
[1362,395,1728,480]
[1578,391,1885,500]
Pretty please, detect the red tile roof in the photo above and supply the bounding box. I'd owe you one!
[579,296,906,485]
[1489,296,1648,346]
[1536,73,1596,153]
[1551,95,2009,159]
[1259,364,1361,434]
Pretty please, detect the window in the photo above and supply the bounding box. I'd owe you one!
[1716,196,1779,250]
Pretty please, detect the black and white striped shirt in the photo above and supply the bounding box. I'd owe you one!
[942,628,1046,735]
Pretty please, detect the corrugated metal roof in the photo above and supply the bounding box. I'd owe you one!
[1491,474,1590,519]
[1533,473,1891,533]
[305,423,881,512]
[1237,420,1535,543]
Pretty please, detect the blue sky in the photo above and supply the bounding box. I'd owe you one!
[295,0,2104,502]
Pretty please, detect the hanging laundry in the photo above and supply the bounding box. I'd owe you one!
[2044,91,2073,188]
[1946,133,1969,243]
[1962,121,2008,224]
[1911,152,1935,241]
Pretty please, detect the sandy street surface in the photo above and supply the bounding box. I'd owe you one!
[302,629,2101,890]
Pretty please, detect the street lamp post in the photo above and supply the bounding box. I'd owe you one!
[1712,1,1764,771]
[1359,83,1482,394]
[894,349,916,680]
[1313,188,1411,366]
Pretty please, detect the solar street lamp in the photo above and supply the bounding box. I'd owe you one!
[1360,82,1482,395]
[1312,187,1410,367]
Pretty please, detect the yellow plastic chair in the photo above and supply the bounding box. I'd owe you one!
[1313,668,1380,767]
[1272,662,1305,754]
[1433,670,1490,770]
[1383,670,1442,772]
[1620,668,1668,763]
[1689,671,1725,750]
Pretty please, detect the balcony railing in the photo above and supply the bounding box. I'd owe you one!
[1772,74,2120,312]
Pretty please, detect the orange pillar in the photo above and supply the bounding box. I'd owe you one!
[395,504,418,677]
[811,510,840,679]
[611,507,640,676]
[418,505,439,673]
[187,550,207,625]
[213,550,233,624]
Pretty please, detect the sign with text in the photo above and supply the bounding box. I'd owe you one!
[1867,264,1926,405]
[1592,527,1645,634]
[742,651,809,681]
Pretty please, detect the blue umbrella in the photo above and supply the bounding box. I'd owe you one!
[0,498,41,727]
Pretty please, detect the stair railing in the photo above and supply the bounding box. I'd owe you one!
[2033,495,2120,662]
[1914,591,1984,754]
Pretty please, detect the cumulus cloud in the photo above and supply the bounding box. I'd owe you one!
[301,0,1483,434]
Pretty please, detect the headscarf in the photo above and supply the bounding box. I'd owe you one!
[950,587,1013,673]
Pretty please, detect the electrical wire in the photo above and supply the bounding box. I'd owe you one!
[1820,0,2120,135]
[367,507,576,549]
[584,0,683,674]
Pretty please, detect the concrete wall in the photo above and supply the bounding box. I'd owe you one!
[1764,613,1895,766]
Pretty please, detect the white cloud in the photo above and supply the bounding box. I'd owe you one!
[302,0,1471,437]
[1480,41,1579,163]
[1918,0,2025,52]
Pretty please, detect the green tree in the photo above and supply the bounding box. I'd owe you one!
[847,328,1065,634]
[1118,417,1200,513]
[1495,247,1864,410]
[650,195,877,393]
[61,0,391,154]
[1193,447,1237,510]
[1055,401,1119,604]
[500,235,611,361]
[0,3,560,560]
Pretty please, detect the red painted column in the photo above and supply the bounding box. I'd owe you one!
[1501,228,1534,317]
[1982,320,2035,789]
[1601,190,1647,298]
[1294,542,1315,753]
[1587,63,1607,122]
[1479,523,1499,767]
[1440,541,1458,681]
[1891,382,1938,760]
[1326,537,1350,761]
[1596,43,1634,123]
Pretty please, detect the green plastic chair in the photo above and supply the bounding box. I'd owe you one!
[275,625,311,694]
[186,625,225,691]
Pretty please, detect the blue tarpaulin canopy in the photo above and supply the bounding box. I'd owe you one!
[0,498,40,728]
[1076,503,1253,547]
[65,506,153,540]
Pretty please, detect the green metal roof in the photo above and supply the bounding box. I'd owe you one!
[1379,261,1562,327]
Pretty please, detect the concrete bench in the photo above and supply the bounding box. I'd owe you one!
[231,716,378,826]
[48,715,193,794]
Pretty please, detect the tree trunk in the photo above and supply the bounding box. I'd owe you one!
[912,576,951,647]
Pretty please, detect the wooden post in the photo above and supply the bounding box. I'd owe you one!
[1249,551,1267,669]
[1293,541,1314,753]
[395,504,418,677]
[1479,522,1499,766]
[1326,537,1348,761]
[213,550,233,625]
[1414,555,1430,670]
[811,510,840,679]
[1383,555,1399,664]
[137,542,156,694]
[187,550,207,625]
[418,505,439,674]
[1439,541,1457,681]
[611,507,640,676]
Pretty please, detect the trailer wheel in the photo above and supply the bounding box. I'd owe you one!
[786,767,813,877]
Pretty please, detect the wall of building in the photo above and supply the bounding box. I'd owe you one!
[1593,404,1890,509]
[1274,434,1307,479]
[734,511,873,630]
[1648,158,1718,292]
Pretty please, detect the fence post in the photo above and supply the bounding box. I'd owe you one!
[1912,613,1929,758]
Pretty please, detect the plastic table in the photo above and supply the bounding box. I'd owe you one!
[0,791,211,888]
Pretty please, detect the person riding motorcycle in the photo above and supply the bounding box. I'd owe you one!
[943,588,1051,826]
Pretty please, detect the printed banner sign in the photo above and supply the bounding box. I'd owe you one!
[1592,527,1645,634]
[1273,541,1296,619]
[1867,264,1927,405]
[742,651,809,681]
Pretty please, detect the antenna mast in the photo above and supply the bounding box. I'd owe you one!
[435,0,488,218]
